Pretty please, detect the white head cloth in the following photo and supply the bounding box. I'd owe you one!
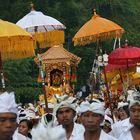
[128,91,140,108]
[0,91,18,114]
[117,101,129,109]
[53,95,77,115]
[78,100,105,116]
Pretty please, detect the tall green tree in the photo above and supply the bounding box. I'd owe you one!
[0,0,140,102]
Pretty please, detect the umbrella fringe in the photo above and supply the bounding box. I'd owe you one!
[0,37,35,60]
[73,29,124,46]
[33,30,65,48]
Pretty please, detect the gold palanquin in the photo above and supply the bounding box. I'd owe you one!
[35,44,81,99]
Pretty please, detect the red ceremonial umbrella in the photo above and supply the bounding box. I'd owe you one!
[108,43,140,67]
[108,42,140,96]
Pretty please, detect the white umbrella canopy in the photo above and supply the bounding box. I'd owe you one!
[16,10,66,33]
[16,5,66,48]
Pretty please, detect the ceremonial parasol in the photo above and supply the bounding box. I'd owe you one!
[103,64,136,83]
[108,42,140,66]
[16,3,66,112]
[73,10,124,110]
[108,41,140,94]
[73,9,124,46]
[0,19,34,60]
[110,72,140,91]
[0,19,35,89]
[16,3,66,48]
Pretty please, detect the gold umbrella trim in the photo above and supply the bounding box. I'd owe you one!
[73,13,124,46]
[73,29,124,46]
[33,30,65,48]
[0,36,34,60]
[0,19,35,60]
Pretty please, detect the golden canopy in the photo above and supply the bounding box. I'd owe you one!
[73,10,124,46]
[0,19,34,60]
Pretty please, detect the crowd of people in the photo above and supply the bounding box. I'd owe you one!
[0,88,140,140]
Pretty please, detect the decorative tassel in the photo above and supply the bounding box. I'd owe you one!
[0,36,34,60]
[33,30,65,48]
[73,29,124,46]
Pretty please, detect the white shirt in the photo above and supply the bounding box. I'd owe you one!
[118,129,133,140]
[56,123,85,140]
[69,123,85,140]
[13,130,28,140]
[110,118,133,138]
[73,130,118,140]
[26,137,32,140]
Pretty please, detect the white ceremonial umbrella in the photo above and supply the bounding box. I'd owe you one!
[16,10,66,32]
[16,4,66,48]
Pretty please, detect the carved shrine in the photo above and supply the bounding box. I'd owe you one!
[35,44,81,99]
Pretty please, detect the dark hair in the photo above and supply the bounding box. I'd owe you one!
[19,119,33,139]
[56,107,76,118]
[123,105,129,116]
[19,119,33,130]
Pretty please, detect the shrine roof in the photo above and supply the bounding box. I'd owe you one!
[35,44,81,65]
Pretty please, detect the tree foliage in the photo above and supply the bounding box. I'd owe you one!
[0,0,140,103]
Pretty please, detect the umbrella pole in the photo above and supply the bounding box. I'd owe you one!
[0,52,5,90]
[98,40,112,114]
[125,60,129,100]
[103,65,113,116]
[37,54,49,113]
[119,68,127,101]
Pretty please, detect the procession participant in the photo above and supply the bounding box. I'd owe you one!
[31,113,67,140]
[53,95,84,140]
[18,119,33,140]
[109,89,136,138]
[118,91,140,140]
[110,114,132,138]
[117,101,129,121]
[0,91,27,140]
[78,99,117,140]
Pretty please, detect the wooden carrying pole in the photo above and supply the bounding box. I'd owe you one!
[103,66,113,118]
[38,54,48,112]
[0,52,5,90]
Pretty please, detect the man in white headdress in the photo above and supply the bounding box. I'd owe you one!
[53,95,84,140]
[110,90,136,138]
[118,91,140,140]
[0,91,27,140]
[117,101,129,121]
[77,99,117,140]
